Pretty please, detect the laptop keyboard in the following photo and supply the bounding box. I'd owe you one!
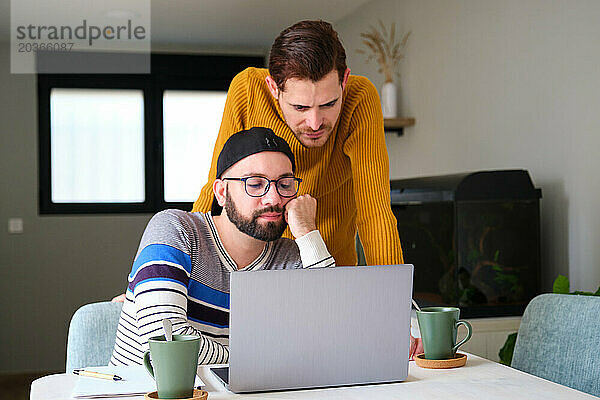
[211,366,229,385]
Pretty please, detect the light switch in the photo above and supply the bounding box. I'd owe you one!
[8,218,24,234]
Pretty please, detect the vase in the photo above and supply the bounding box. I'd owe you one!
[381,81,397,118]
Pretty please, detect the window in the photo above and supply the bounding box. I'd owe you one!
[50,88,146,203]
[38,54,264,214]
[162,90,227,203]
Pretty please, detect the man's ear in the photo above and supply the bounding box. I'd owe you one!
[341,68,351,90]
[213,179,227,207]
[265,75,280,99]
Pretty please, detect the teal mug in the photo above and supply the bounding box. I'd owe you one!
[416,307,472,360]
[143,334,200,399]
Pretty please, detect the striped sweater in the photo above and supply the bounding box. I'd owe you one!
[192,67,403,266]
[109,210,334,366]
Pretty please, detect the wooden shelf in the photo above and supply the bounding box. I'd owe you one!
[384,117,415,136]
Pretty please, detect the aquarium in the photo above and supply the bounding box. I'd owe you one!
[391,170,542,318]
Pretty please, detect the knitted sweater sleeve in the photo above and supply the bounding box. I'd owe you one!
[295,230,336,269]
[192,70,249,212]
[343,79,404,265]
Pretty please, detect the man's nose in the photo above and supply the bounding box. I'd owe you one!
[306,109,323,131]
[261,182,283,206]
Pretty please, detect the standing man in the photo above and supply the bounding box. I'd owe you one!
[193,20,403,266]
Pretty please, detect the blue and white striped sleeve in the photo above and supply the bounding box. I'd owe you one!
[129,212,229,364]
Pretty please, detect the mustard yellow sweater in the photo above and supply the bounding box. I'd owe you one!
[192,68,403,266]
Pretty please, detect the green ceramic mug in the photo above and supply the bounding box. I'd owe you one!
[416,307,472,360]
[143,334,201,399]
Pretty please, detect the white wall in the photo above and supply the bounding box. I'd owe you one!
[336,0,600,292]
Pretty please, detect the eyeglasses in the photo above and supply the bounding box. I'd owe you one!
[222,176,302,198]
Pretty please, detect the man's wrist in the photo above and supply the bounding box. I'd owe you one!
[291,224,317,238]
[295,230,332,268]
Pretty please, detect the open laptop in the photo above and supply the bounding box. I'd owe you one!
[211,264,414,393]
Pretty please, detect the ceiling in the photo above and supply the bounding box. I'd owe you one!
[0,0,372,51]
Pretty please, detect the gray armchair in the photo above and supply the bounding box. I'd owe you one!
[511,293,600,397]
[65,301,123,372]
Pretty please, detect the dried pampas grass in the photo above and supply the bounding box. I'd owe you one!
[357,20,411,83]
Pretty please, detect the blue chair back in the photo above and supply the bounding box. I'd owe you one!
[511,293,600,397]
[66,301,123,372]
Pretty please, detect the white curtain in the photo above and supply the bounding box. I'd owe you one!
[50,88,145,203]
[162,90,226,203]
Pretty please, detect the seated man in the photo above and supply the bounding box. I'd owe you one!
[109,127,335,366]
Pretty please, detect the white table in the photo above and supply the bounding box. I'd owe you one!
[31,354,596,399]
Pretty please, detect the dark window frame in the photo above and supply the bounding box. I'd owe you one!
[38,53,264,214]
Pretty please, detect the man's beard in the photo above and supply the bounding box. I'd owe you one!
[292,121,333,148]
[224,191,288,241]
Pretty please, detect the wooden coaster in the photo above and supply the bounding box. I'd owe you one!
[414,353,467,369]
[145,389,208,400]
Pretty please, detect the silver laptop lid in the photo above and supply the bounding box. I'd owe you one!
[229,265,414,393]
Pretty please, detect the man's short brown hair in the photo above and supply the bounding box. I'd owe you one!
[268,20,347,91]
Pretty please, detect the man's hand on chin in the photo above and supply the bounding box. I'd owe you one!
[285,194,317,238]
